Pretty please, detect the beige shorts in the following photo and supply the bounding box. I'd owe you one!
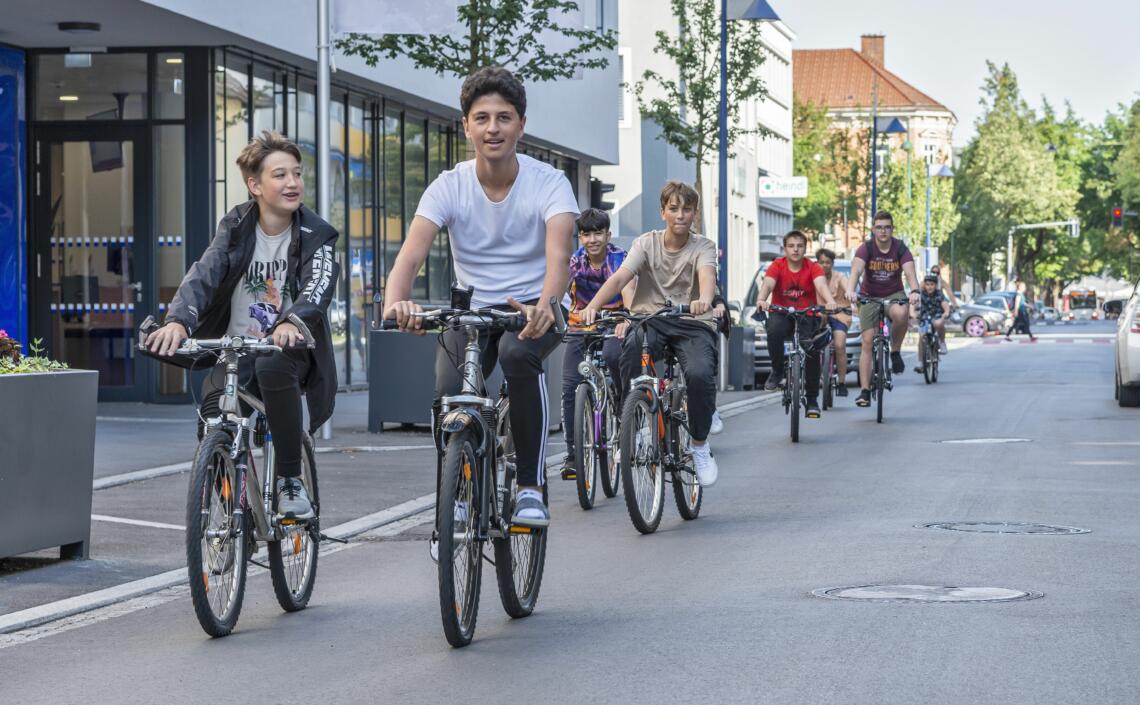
[857,293,906,333]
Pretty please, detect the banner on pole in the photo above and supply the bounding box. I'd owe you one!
[331,0,465,36]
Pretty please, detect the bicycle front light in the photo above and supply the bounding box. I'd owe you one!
[578,361,593,377]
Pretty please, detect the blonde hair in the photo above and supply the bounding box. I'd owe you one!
[659,180,700,210]
[236,130,302,186]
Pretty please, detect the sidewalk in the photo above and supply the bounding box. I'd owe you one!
[1,385,773,626]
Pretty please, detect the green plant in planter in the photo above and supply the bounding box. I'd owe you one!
[0,333,68,374]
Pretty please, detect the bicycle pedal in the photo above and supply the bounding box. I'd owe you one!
[560,469,577,481]
[319,533,348,544]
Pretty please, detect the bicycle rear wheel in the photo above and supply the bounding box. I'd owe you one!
[620,387,665,534]
[572,384,598,510]
[789,358,801,443]
[268,434,320,612]
[821,345,833,410]
[438,429,483,647]
[185,429,247,638]
[493,408,547,618]
[669,388,702,520]
[599,394,620,498]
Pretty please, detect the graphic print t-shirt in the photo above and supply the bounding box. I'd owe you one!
[855,237,913,297]
[568,243,626,327]
[227,223,293,338]
[766,257,824,309]
[919,290,947,320]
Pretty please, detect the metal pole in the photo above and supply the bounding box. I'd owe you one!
[317,0,333,441]
[924,169,932,269]
[716,0,729,297]
[1007,228,1014,287]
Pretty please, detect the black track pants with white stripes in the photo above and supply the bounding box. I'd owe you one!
[434,311,562,487]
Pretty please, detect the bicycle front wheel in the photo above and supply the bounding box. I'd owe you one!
[876,341,887,423]
[821,345,833,410]
[573,384,598,510]
[268,434,320,612]
[620,387,665,534]
[923,336,934,385]
[789,359,801,443]
[438,429,483,647]
[185,429,247,638]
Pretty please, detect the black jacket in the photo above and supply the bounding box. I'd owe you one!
[165,201,341,431]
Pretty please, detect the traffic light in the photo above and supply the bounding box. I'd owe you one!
[1113,207,1123,228]
[589,177,616,211]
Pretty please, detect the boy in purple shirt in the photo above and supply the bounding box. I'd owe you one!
[560,208,631,480]
[845,210,921,408]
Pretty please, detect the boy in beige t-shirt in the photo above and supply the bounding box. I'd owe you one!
[581,180,722,487]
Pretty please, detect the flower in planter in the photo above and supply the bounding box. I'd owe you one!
[0,329,21,364]
[0,337,68,374]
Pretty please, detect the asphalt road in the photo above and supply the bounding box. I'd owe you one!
[4,322,1138,704]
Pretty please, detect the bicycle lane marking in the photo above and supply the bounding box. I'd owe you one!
[2,447,571,638]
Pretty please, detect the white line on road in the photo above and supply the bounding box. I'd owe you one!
[1073,441,1140,446]
[91,514,185,531]
[97,416,188,424]
[1069,460,1137,466]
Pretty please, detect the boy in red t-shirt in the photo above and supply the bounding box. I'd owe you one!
[754,230,838,417]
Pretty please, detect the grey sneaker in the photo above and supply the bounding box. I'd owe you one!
[764,373,784,391]
[276,477,315,521]
[511,489,550,528]
[939,339,949,355]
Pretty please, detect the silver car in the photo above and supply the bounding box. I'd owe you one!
[947,301,1011,337]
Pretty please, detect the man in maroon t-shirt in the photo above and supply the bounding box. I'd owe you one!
[845,210,921,408]
[754,230,838,417]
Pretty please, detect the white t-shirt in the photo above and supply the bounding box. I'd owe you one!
[227,223,293,338]
[415,154,579,308]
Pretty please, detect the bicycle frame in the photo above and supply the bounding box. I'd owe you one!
[629,321,691,475]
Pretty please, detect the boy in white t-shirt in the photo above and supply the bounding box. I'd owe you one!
[384,66,579,528]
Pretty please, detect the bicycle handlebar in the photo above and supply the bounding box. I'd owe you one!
[856,296,912,306]
[376,297,565,336]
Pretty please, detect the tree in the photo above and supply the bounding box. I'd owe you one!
[335,1,616,82]
[792,99,838,235]
[1115,101,1140,207]
[951,62,1077,296]
[631,0,769,227]
[876,147,959,255]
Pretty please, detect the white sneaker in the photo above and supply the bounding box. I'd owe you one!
[709,410,724,435]
[690,444,718,487]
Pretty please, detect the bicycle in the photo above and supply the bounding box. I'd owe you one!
[757,305,830,443]
[918,314,941,384]
[378,297,565,647]
[857,297,910,423]
[615,304,703,534]
[563,319,623,510]
[137,315,322,638]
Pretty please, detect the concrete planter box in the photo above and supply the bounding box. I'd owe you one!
[0,369,98,559]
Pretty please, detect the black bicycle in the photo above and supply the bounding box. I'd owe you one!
[564,319,622,509]
[857,297,910,423]
[758,305,830,443]
[137,315,321,637]
[379,296,565,647]
[918,314,941,384]
[615,305,702,534]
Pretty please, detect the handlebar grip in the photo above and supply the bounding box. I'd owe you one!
[550,296,568,335]
[504,315,528,333]
[675,304,691,314]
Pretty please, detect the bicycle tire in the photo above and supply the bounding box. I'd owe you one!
[492,401,547,618]
[923,336,934,385]
[185,429,247,638]
[268,434,320,612]
[821,345,833,410]
[789,358,800,442]
[669,386,702,520]
[876,340,886,423]
[931,340,940,383]
[438,429,483,647]
[572,384,598,510]
[599,392,620,498]
[620,387,665,534]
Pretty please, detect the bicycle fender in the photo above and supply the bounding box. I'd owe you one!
[439,408,486,449]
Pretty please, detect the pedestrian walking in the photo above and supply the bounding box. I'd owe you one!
[1004,281,1037,342]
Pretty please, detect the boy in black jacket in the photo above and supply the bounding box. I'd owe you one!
[145,130,340,519]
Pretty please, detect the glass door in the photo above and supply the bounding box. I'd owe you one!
[31,127,151,400]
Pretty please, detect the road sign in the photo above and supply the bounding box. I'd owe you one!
[758,176,808,199]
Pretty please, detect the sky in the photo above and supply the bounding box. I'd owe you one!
[775,0,1140,148]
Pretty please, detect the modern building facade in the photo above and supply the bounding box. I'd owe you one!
[794,34,956,256]
[594,1,795,304]
[0,0,618,402]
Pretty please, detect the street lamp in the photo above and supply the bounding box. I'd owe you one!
[925,163,953,270]
[717,0,780,297]
[868,101,906,219]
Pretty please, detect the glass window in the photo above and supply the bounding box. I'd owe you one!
[252,64,286,136]
[404,116,426,298]
[347,100,373,383]
[155,125,187,395]
[427,122,452,302]
[381,110,402,284]
[155,53,185,120]
[215,54,251,221]
[296,79,317,211]
[328,95,348,387]
[35,53,147,120]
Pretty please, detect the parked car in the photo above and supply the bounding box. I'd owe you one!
[1114,281,1140,406]
[947,301,1011,337]
[1038,306,1060,322]
[973,291,1016,315]
[739,260,862,380]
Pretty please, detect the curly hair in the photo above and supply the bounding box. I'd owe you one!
[460,66,527,118]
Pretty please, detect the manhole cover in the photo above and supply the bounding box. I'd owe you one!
[940,438,1032,444]
[812,584,1043,603]
[920,521,1090,535]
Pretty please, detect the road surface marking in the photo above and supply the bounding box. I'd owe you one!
[91,515,185,531]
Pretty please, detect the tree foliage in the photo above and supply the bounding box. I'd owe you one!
[335,1,616,82]
[876,146,959,255]
[631,0,770,224]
